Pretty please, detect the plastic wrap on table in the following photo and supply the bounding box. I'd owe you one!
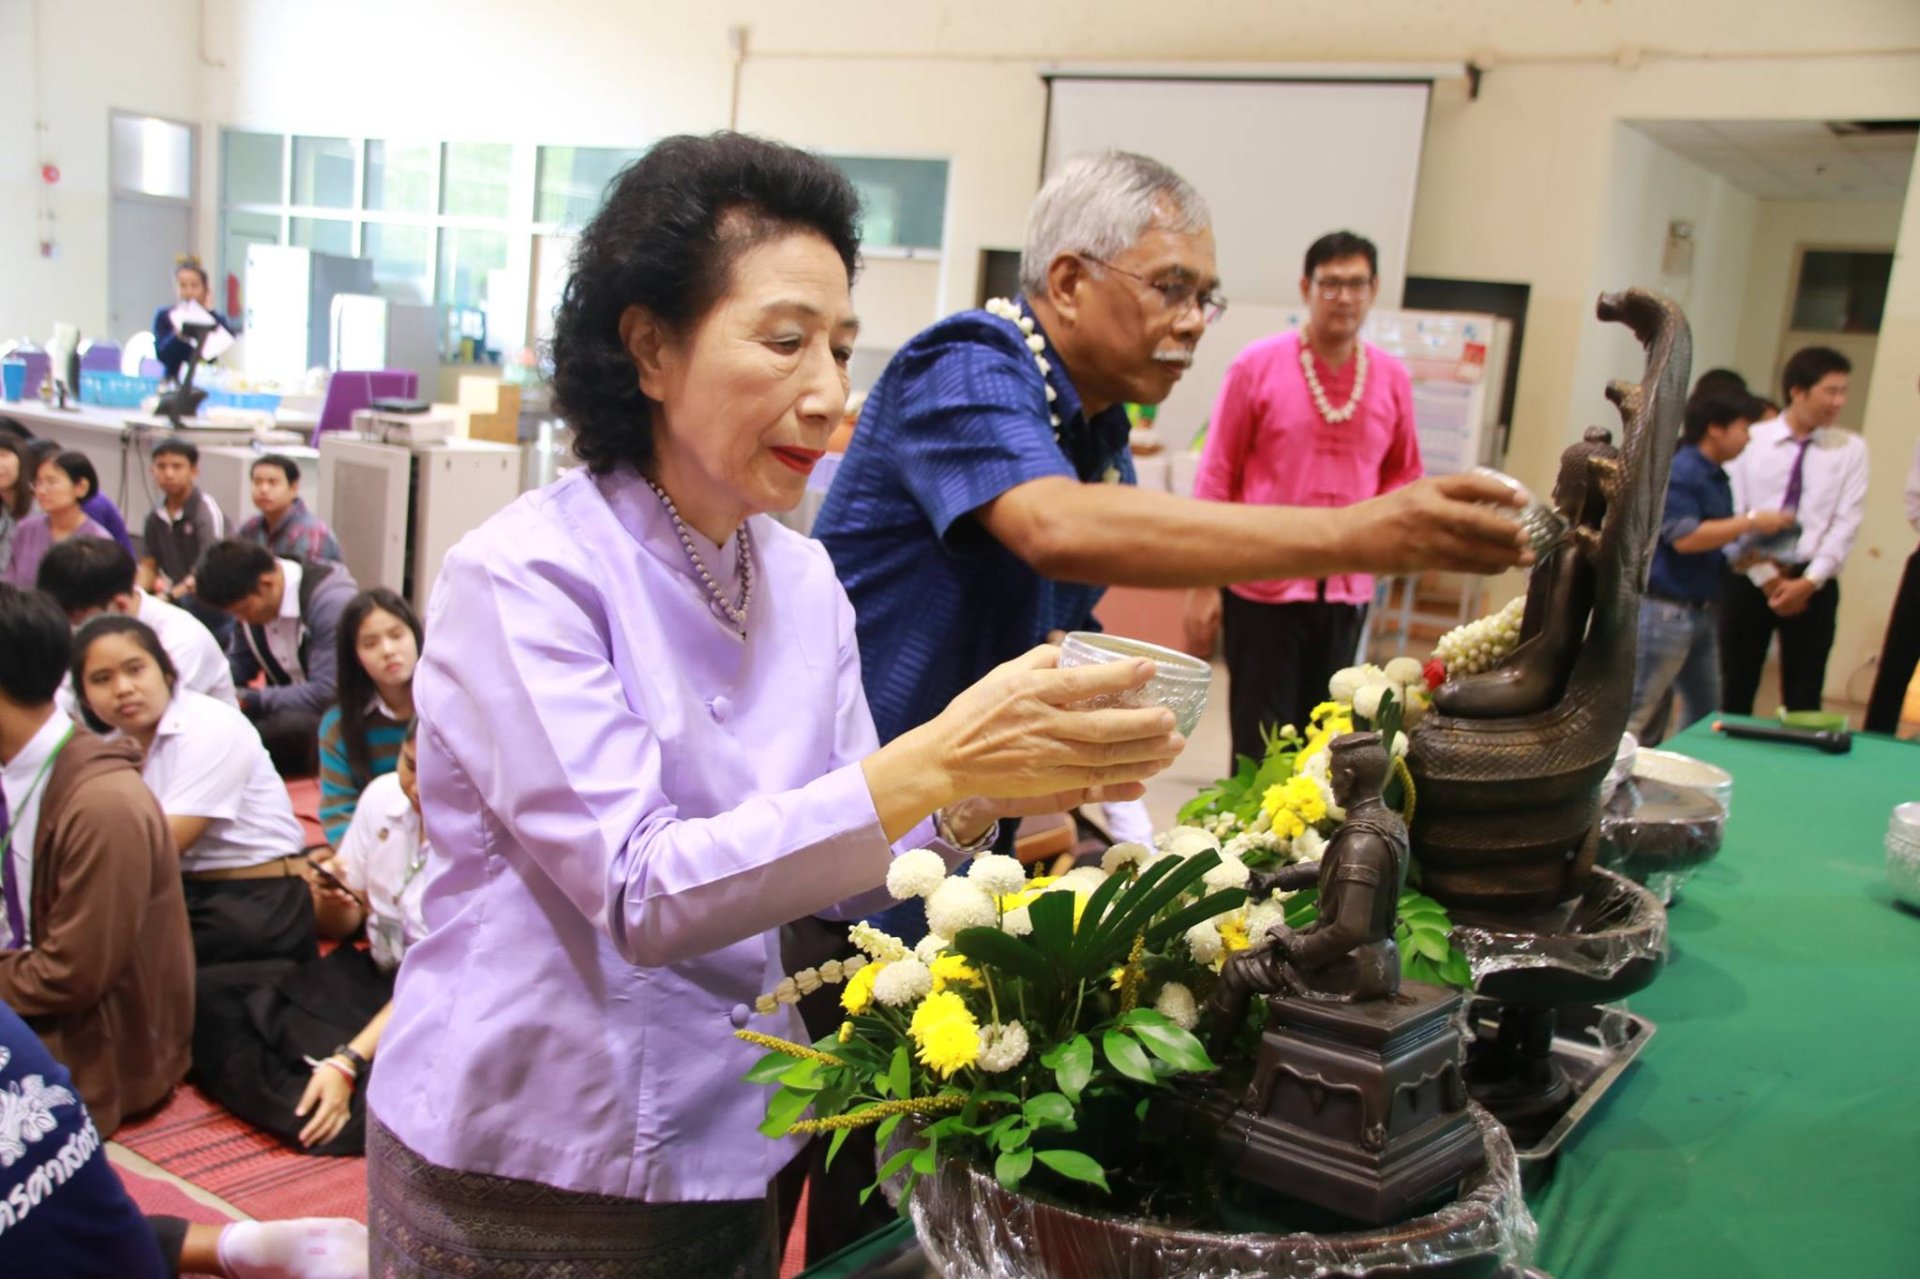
[1597,777,1727,905]
[1453,867,1669,987]
[1630,748,1733,815]
[906,1106,1535,1279]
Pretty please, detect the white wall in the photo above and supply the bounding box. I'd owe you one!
[1733,198,1907,393]
[0,0,202,344]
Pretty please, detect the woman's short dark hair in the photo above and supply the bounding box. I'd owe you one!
[0,584,72,705]
[335,587,423,788]
[70,615,177,733]
[43,451,101,502]
[195,539,277,607]
[549,132,863,477]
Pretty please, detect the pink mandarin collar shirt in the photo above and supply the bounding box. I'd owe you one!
[1194,330,1423,605]
[369,466,956,1202]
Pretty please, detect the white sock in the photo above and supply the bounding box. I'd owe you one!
[216,1218,368,1279]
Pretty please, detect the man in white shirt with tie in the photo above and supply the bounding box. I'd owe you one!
[1722,346,1868,714]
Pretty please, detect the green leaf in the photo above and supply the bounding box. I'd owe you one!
[995,1145,1034,1190]
[1143,888,1251,948]
[1441,949,1475,989]
[1069,866,1132,967]
[825,1126,851,1169]
[1412,930,1451,962]
[1034,1149,1111,1193]
[1102,1029,1158,1085]
[874,1113,903,1147]
[757,1085,814,1138]
[1023,1092,1076,1129]
[1027,890,1077,970]
[1055,1034,1094,1101]
[743,1049,797,1085]
[949,926,1050,986]
[1127,1020,1216,1074]
[1092,851,1221,962]
[996,1122,1032,1152]
[779,1059,824,1089]
[873,1143,918,1187]
[888,1046,911,1103]
[911,1146,936,1176]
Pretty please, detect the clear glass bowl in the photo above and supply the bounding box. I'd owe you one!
[1632,748,1734,816]
[1056,632,1212,736]
[1467,466,1570,558]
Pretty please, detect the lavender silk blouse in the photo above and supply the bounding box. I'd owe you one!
[369,467,956,1201]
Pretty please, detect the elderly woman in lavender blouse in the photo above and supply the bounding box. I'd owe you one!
[365,134,1186,1277]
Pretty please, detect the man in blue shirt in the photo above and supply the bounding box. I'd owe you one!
[816,152,1531,753]
[1628,391,1793,742]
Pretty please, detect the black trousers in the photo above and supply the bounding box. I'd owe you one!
[182,875,318,969]
[1865,545,1920,734]
[1220,590,1366,768]
[1718,574,1839,715]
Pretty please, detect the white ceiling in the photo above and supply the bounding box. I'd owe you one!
[1628,119,1916,203]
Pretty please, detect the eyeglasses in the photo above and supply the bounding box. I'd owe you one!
[1083,257,1229,325]
[1311,275,1375,299]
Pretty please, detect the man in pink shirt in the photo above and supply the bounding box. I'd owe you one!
[1186,232,1423,764]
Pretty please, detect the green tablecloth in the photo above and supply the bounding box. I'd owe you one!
[1530,719,1919,1278]
[805,721,1920,1278]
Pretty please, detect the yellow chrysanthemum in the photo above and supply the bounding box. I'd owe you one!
[1309,700,1346,725]
[929,954,980,992]
[995,875,1055,914]
[907,990,980,1077]
[841,961,880,1014]
[1219,917,1251,953]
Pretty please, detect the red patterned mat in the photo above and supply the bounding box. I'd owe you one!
[113,1083,367,1223]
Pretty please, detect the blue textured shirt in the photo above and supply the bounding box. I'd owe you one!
[815,301,1135,743]
[1649,444,1734,602]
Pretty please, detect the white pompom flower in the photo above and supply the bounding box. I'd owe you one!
[886,847,949,900]
[1391,731,1409,759]
[1294,826,1328,863]
[1185,920,1224,964]
[1157,827,1221,860]
[1352,683,1391,722]
[1202,855,1251,892]
[1383,656,1425,687]
[1328,666,1371,703]
[968,853,1028,897]
[914,932,950,964]
[1052,866,1109,895]
[873,957,934,1007]
[926,878,997,938]
[1101,842,1151,875]
[1001,905,1034,937]
[977,1020,1031,1073]
[1154,982,1199,1031]
[1244,899,1288,944]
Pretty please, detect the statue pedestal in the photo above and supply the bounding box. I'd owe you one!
[1214,981,1486,1225]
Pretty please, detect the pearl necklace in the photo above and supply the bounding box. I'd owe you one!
[984,297,1063,440]
[644,478,753,637]
[1299,337,1368,425]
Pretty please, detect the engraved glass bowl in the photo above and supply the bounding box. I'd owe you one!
[1888,802,1920,910]
[1056,632,1212,737]
[1468,466,1571,559]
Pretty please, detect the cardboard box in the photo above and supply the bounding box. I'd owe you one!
[458,376,521,445]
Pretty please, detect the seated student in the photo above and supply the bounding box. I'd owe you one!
[317,589,419,847]
[0,1004,369,1279]
[136,436,232,643]
[196,722,429,1156]
[72,616,316,968]
[0,436,35,576]
[3,452,114,588]
[193,539,357,778]
[236,454,342,564]
[38,536,239,708]
[0,585,192,1136]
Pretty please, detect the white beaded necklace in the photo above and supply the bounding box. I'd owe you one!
[1299,335,1368,425]
[984,297,1063,440]
[644,477,753,637]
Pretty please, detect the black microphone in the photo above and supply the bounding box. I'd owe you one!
[1712,720,1851,755]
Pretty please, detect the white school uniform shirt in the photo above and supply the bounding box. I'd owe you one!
[254,558,307,684]
[1,714,75,944]
[332,772,430,972]
[137,591,238,707]
[1727,417,1870,587]
[135,689,305,873]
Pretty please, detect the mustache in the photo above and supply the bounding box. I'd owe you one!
[1153,349,1195,367]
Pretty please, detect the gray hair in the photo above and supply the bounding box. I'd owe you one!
[1019,151,1210,296]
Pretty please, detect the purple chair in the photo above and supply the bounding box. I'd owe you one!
[311,369,422,446]
[78,342,122,373]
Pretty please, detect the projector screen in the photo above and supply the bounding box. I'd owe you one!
[1044,76,1432,443]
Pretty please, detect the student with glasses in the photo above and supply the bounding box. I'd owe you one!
[1187,230,1427,765]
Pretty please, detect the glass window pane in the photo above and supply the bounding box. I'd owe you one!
[536,146,640,226]
[366,223,433,304]
[831,157,948,250]
[290,217,355,257]
[222,210,281,327]
[224,130,284,205]
[292,136,356,209]
[441,143,513,219]
[1789,250,1893,334]
[438,228,510,354]
[366,141,437,214]
[112,116,193,199]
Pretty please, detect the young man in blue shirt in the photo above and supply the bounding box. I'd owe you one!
[1628,392,1793,743]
